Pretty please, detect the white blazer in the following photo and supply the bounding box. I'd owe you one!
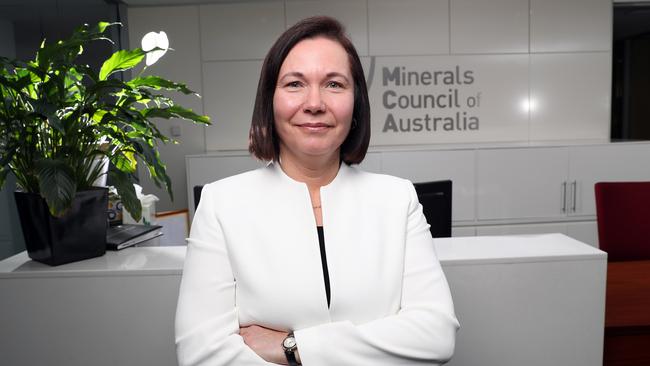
[175,162,459,366]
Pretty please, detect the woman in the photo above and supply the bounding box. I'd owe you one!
[175,16,459,366]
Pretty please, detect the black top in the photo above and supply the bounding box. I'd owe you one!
[316,226,331,308]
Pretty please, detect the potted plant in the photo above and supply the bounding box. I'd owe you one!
[0,22,210,265]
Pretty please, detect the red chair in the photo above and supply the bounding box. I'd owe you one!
[595,182,650,261]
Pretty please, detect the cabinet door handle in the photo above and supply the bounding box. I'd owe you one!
[561,181,567,213]
[571,180,577,213]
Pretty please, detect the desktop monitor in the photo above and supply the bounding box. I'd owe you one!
[413,180,452,238]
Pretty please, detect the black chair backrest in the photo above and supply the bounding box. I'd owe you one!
[193,185,204,210]
[413,180,452,238]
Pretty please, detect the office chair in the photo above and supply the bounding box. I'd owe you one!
[193,185,204,210]
[595,181,650,261]
[413,180,452,238]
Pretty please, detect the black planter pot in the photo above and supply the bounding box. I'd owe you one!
[14,188,108,266]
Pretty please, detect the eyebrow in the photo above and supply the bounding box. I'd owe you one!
[278,71,351,83]
[326,72,351,83]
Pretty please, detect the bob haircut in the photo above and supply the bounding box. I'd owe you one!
[248,16,371,164]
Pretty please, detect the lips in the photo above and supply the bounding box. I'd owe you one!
[297,122,331,128]
[295,122,332,132]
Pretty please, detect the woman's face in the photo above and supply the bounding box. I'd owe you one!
[273,37,354,163]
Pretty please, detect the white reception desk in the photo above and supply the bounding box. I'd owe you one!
[0,234,606,366]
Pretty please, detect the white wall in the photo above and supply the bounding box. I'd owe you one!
[127,6,206,212]
[128,0,613,211]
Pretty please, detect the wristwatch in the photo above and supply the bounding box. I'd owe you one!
[282,332,300,366]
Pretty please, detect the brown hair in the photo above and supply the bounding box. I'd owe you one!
[248,16,370,164]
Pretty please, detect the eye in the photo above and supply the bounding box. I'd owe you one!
[285,80,303,88]
[326,81,344,89]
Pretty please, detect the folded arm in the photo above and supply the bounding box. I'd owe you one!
[294,183,459,365]
[175,185,272,366]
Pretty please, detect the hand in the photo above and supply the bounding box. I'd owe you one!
[240,325,288,364]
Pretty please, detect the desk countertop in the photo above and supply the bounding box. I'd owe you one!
[0,233,605,278]
[0,246,186,278]
[434,233,605,265]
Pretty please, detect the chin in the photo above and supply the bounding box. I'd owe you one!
[300,145,340,159]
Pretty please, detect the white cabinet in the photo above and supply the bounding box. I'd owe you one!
[477,142,650,222]
[474,143,650,245]
[568,143,650,216]
[381,149,475,222]
[452,226,476,237]
[477,147,569,220]
[566,221,598,247]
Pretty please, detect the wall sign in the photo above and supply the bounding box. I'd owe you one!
[367,55,529,145]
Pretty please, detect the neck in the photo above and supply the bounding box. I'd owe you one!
[278,150,340,190]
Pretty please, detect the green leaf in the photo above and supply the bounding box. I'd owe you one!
[144,105,210,124]
[136,139,173,200]
[35,159,77,217]
[111,150,137,173]
[0,73,32,94]
[143,107,174,119]
[92,110,108,123]
[46,114,64,133]
[99,49,145,81]
[168,105,210,124]
[128,76,196,95]
[95,21,114,34]
[31,99,65,133]
[109,169,141,222]
[85,79,132,101]
[75,64,99,82]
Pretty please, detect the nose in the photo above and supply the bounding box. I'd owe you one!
[303,86,326,114]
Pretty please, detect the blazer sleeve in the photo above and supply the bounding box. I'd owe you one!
[294,182,460,366]
[175,184,271,366]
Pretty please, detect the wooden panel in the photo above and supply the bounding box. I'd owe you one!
[604,330,650,366]
[603,261,650,366]
[605,261,650,328]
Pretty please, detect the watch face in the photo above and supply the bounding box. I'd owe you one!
[283,336,296,349]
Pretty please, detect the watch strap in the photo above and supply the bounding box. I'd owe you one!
[285,350,299,366]
[283,332,300,366]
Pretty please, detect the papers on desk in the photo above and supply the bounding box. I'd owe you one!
[106,224,163,250]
